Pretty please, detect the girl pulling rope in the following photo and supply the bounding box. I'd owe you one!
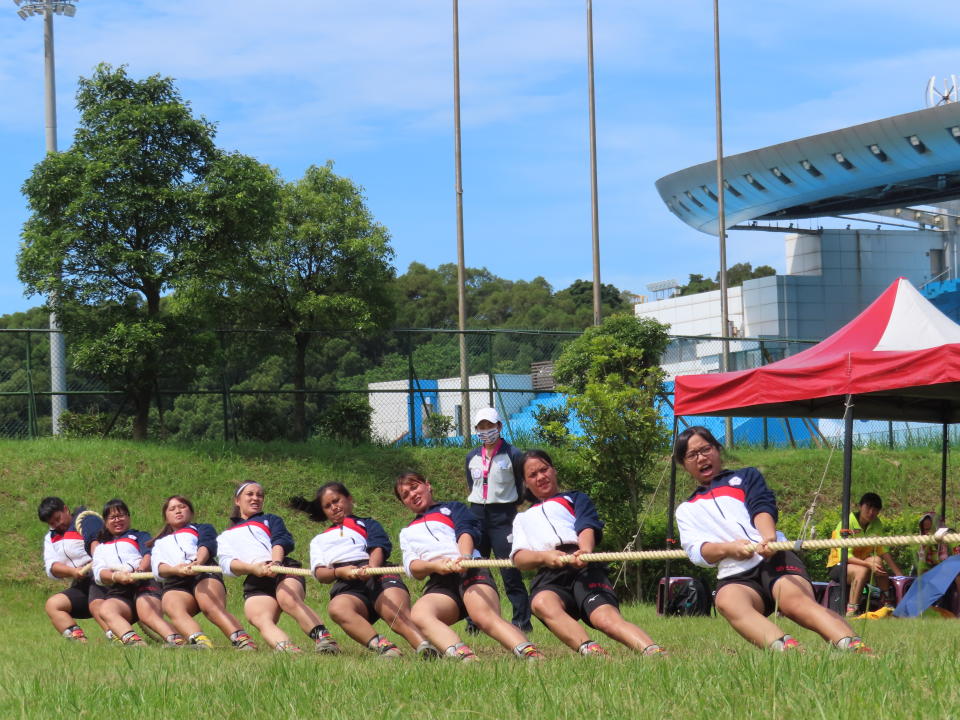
[673,426,872,654]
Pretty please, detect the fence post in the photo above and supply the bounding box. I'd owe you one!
[25,330,36,439]
[487,332,494,409]
[888,420,894,448]
[219,331,231,443]
[406,333,417,446]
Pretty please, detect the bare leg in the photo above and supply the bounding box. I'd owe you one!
[195,578,243,639]
[162,589,203,638]
[715,584,784,649]
[44,593,78,634]
[90,599,109,633]
[374,587,427,649]
[135,594,179,639]
[773,575,853,644]
[530,590,587,651]
[244,595,288,648]
[328,594,377,647]
[847,565,869,609]
[275,578,324,636]
[99,597,136,638]
[463,584,527,652]
[587,604,655,651]
[410,593,463,651]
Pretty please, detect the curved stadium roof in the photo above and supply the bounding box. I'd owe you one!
[655,102,960,235]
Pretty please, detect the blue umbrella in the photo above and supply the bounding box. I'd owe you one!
[893,556,960,618]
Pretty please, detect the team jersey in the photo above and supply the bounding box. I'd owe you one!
[42,506,101,580]
[150,523,218,580]
[398,501,480,577]
[216,512,294,577]
[309,515,392,570]
[92,529,152,585]
[675,467,785,579]
[510,491,603,557]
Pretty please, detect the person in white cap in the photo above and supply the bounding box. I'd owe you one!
[464,407,531,632]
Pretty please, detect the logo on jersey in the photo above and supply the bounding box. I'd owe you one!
[440,507,452,516]
[729,477,742,487]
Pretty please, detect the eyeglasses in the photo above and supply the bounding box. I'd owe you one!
[684,446,715,462]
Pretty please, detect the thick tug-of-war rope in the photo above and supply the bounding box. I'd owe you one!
[105,531,960,581]
[353,531,960,577]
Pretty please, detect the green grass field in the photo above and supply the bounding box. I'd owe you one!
[3,439,959,719]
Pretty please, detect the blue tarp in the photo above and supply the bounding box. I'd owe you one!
[892,555,960,618]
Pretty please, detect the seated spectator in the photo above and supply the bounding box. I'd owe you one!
[826,492,903,616]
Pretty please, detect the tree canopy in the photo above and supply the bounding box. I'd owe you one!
[17,64,280,439]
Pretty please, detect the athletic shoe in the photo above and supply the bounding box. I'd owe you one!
[63,626,87,643]
[122,632,147,647]
[372,636,403,658]
[450,644,479,663]
[275,640,302,653]
[770,636,803,653]
[641,644,668,657]
[232,632,257,651]
[517,643,545,661]
[189,633,214,649]
[314,630,342,655]
[416,641,441,659]
[836,636,876,656]
[164,634,186,648]
[579,641,609,657]
[845,603,859,617]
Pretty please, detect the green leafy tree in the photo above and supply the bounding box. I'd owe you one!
[237,163,395,441]
[17,64,280,439]
[554,314,671,595]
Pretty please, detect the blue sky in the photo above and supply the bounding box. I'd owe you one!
[1,1,959,317]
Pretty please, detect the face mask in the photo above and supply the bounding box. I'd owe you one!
[477,428,500,445]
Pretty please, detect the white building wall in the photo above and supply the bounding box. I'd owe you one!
[635,286,743,337]
[367,379,411,444]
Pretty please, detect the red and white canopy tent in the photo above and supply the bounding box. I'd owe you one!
[671,278,960,600]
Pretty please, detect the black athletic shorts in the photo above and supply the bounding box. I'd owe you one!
[329,564,407,624]
[827,564,845,583]
[716,550,811,616]
[242,558,307,600]
[423,568,497,622]
[161,572,225,597]
[103,580,162,621]
[58,576,96,619]
[530,563,619,628]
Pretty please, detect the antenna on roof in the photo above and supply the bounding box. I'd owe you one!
[926,75,959,107]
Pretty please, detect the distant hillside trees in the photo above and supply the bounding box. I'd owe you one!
[678,262,776,296]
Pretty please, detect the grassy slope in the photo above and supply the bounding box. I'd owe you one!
[3,440,959,719]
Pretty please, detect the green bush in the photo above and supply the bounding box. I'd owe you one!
[316,395,372,445]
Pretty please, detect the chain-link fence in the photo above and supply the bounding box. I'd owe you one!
[0,326,949,448]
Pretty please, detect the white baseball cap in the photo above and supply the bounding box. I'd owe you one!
[473,407,501,427]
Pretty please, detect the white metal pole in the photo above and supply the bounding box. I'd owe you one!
[42,6,68,435]
[586,0,601,326]
[453,0,471,442]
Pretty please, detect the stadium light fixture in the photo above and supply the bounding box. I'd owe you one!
[800,159,822,177]
[770,167,792,184]
[13,0,78,19]
[906,135,928,153]
[868,144,889,162]
[950,126,960,143]
[833,152,854,170]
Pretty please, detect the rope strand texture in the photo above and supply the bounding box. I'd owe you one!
[352,532,960,576]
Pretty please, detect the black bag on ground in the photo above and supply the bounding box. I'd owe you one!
[664,577,712,616]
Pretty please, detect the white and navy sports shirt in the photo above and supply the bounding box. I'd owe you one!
[309,516,392,570]
[92,529,152,585]
[43,506,101,580]
[150,523,218,580]
[398,501,480,577]
[216,512,294,577]
[675,467,786,579]
[510,491,603,557]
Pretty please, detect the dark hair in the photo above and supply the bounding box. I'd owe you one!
[858,492,882,510]
[518,449,558,502]
[148,495,195,548]
[673,425,722,464]
[97,498,131,542]
[290,482,353,523]
[37,496,67,523]
[393,471,428,500]
[230,481,264,521]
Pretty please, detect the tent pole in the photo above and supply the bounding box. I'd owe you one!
[663,416,679,613]
[942,422,949,524]
[839,395,854,614]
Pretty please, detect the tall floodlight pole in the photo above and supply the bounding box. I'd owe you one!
[712,0,733,445]
[14,0,76,436]
[452,0,471,442]
[586,0,601,326]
